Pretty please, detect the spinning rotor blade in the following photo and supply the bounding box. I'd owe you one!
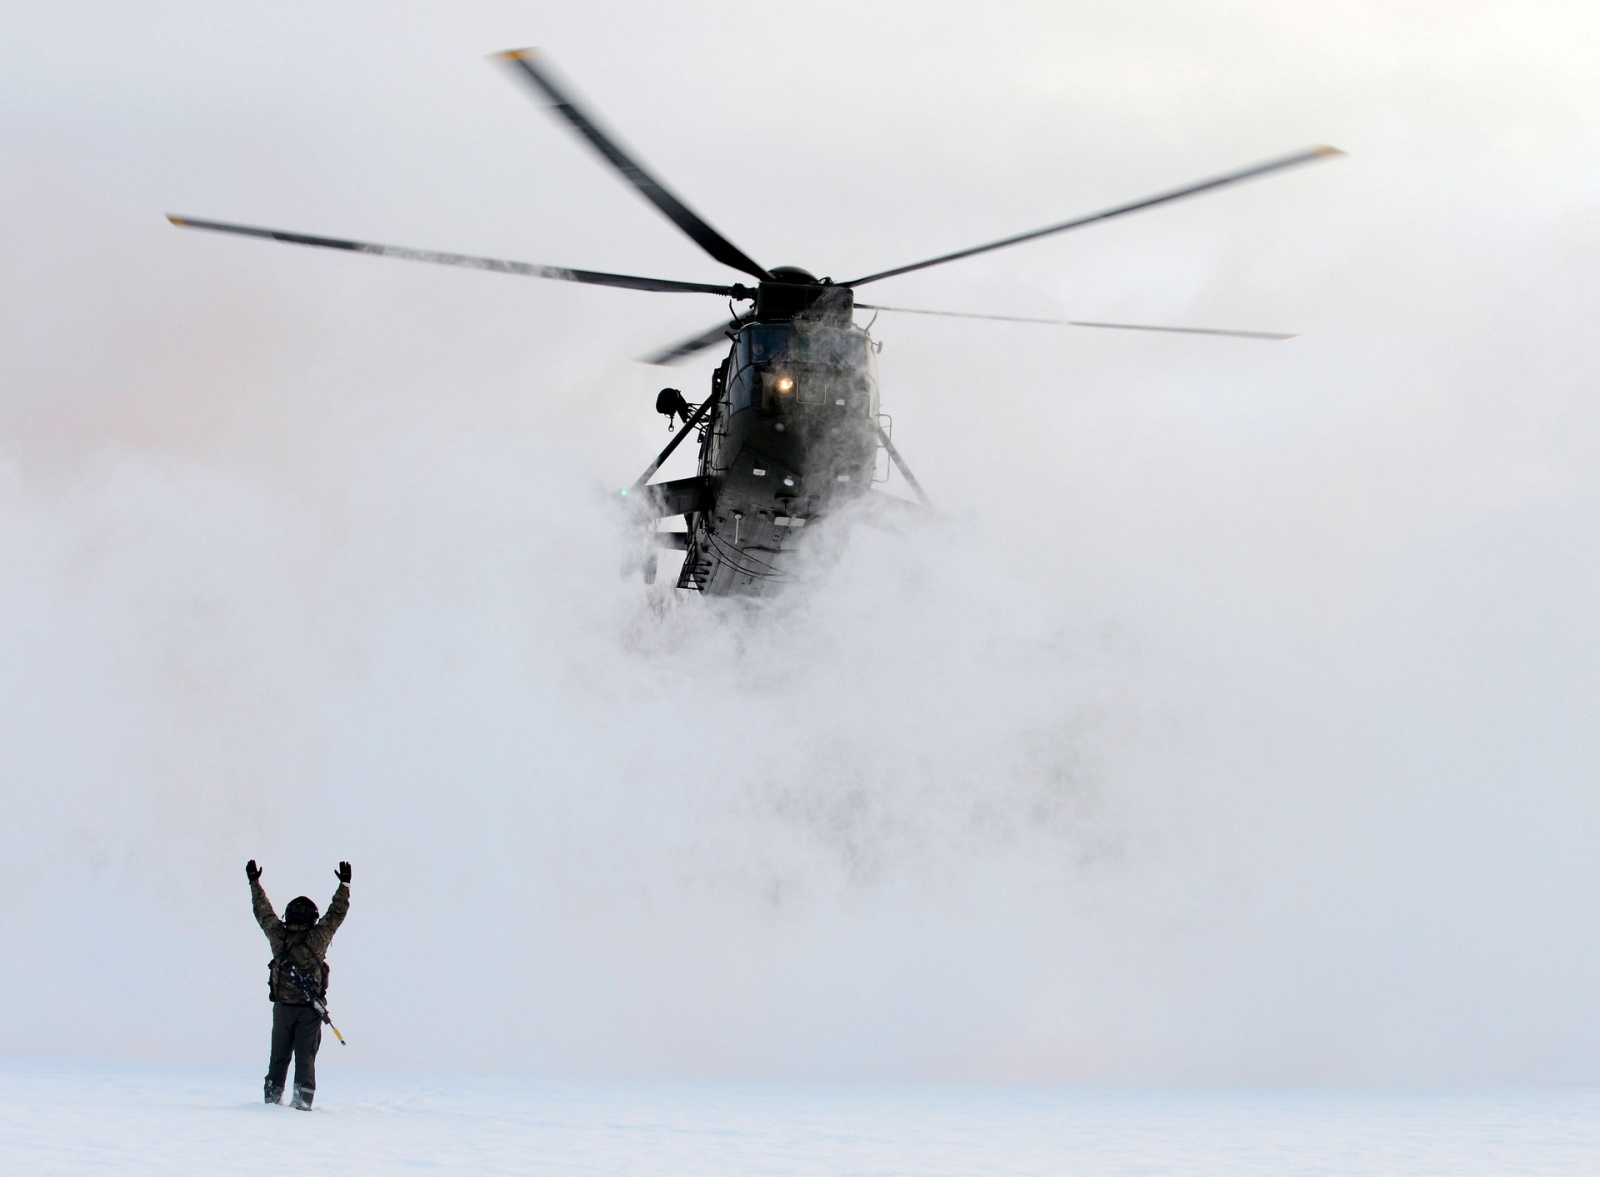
[165,216,739,296]
[639,316,752,365]
[856,303,1292,340]
[496,49,772,282]
[845,146,1344,287]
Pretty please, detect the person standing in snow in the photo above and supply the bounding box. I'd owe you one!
[246,859,350,1109]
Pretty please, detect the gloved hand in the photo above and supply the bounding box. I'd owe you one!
[246,860,261,883]
[336,861,352,885]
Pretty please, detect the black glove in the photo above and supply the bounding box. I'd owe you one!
[246,860,261,883]
[336,861,351,885]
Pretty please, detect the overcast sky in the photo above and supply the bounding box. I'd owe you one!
[4,1,1600,1084]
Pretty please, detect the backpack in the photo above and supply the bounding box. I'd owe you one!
[267,927,329,1003]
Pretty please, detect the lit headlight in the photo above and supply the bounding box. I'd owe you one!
[761,370,798,410]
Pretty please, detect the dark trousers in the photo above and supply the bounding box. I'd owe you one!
[266,1002,322,1093]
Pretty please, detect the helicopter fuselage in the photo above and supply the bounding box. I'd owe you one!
[655,280,884,595]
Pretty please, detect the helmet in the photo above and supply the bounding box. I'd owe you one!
[284,896,319,927]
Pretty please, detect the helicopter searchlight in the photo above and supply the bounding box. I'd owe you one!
[166,49,1341,598]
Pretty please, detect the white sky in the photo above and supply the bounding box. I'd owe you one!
[3,1,1600,1084]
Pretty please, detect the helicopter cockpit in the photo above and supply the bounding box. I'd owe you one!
[731,324,878,418]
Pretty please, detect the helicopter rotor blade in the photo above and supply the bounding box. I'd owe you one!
[639,316,752,365]
[165,215,745,296]
[495,49,772,283]
[855,302,1293,340]
[844,146,1344,288]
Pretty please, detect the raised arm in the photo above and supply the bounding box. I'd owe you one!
[309,862,351,952]
[247,860,281,935]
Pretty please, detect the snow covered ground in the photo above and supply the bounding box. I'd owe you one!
[3,1059,1599,1176]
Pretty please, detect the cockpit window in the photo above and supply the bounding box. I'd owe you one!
[746,327,870,368]
[747,329,788,363]
[737,325,876,415]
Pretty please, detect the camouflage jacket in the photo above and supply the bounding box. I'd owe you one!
[251,878,350,1004]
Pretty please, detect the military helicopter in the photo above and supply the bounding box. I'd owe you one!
[168,49,1341,597]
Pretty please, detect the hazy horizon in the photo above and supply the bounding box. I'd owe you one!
[4,0,1600,1085]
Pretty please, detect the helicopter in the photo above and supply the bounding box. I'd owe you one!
[168,49,1341,597]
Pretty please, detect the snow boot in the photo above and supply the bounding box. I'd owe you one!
[291,1085,314,1111]
[264,1080,284,1105]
